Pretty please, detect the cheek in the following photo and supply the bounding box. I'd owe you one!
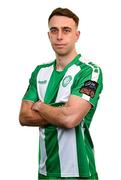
[49,35,56,42]
[68,35,77,43]
[49,36,54,44]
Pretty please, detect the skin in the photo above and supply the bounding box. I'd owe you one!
[48,15,80,70]
[19,15,91,128]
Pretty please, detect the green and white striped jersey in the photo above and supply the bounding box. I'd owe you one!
[23,54,103,178]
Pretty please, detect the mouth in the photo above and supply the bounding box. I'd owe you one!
[54,44,66,48]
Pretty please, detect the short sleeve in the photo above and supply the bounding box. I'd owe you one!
[22,66,40,102]
[71,63,103,107]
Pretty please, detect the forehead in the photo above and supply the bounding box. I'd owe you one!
[49,15,76,28]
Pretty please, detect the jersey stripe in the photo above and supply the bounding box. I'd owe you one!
[87,62,100,82]
[81,60,100,103]
[55,65,80,103]
[37,65,54,101]
[45,127,61,176]
[75,125,91,177]
[57,128,79,177]
[37,64,54,175]
[55,65,80,176]
[38,128,47,175]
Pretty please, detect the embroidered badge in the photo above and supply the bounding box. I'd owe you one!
[79,80,98,98]
[62,75,72,87]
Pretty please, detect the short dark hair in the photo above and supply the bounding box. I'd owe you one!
[48,7,79,27]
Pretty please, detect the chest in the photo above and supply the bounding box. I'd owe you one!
[36,65,80,104]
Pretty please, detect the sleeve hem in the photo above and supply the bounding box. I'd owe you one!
[71,93,95,107]
[22,99,35,103]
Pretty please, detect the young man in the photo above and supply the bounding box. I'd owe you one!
[19,7,103,180]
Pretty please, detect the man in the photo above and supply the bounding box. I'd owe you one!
[19,7,103,180]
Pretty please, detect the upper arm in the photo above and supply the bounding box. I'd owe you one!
[22,66,39,102]
[71,64,103,107]
[19,66,39,124]
[65,64,103,128]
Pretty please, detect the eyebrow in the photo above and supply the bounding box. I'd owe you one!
[49,26,72,30]
[50,27,58,30]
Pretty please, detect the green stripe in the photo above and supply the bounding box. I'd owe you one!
[84,123,97,174]
[89,67,103,107]
[75,125,91,177]
[38,173,98,179]
[50,102,65,107]
[44,70,65,104]
[43,70,68,175]
[45,128,61,176]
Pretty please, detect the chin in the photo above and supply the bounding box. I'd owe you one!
[54,49,69,56]
[56,52,68,56]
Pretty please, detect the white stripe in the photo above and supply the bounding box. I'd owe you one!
[55,65,80,176]
[79,56,100,81]
[79,55,88,63]
[37,65,54,175]
[37,64,54,175]
[38,128,47,175]
[86,62,100,82]
[55,65,80,103]
[37,65,54,101]
[57,128,79,177]
[82,94,90,101]
[81,60,100,101]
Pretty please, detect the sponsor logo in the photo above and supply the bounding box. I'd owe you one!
[62,75,72,87]
[79,80,98,98]
[38,80,47,84]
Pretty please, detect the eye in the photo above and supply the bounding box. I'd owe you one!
[64,29,70,32]
[63,28,71,33]
[50,28,58,34]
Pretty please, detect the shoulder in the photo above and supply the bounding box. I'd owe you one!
[73,55,103,84]
[30,60,55,79]
[36,60,55,70]
[77,55,102,74]
[33,60,55,73]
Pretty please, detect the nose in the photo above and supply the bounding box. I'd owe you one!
[57,30,63,40]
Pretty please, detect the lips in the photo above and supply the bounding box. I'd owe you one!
[55,44,66,48]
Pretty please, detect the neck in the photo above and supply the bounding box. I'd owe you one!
[55,49,78,71]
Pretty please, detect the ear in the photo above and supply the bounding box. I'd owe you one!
[48,32,50,40]
[76,31,80,41]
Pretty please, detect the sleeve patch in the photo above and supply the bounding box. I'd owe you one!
[79,80,98,98]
